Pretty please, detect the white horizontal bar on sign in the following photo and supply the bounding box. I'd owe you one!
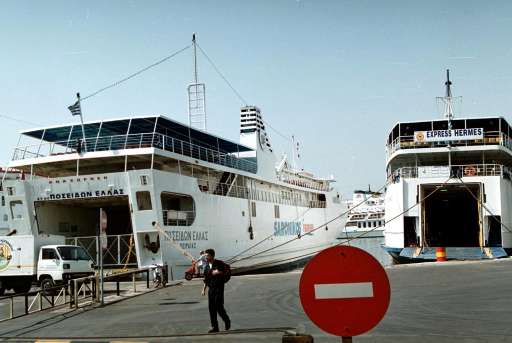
[314,282,374,299]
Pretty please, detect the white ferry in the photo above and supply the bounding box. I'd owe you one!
[0,43,347,279]
[341,189,385,238]
[383,71,512,262]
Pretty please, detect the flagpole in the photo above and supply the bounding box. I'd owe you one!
[76,92,88,152]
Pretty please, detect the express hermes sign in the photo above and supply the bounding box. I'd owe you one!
[414,128,483,143]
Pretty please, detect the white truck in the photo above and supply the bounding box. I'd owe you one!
[0,235,95,295]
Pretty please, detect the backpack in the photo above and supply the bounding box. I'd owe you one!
[221,260,231,283]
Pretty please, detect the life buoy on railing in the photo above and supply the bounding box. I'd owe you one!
[464,166,477,176]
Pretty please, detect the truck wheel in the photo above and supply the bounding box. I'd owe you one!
[13,283,31,294]
[40,277,55,294]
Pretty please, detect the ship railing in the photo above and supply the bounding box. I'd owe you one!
[65,234,137,267]
[281,178,330,191]
[388,163,510,183]
[195,178,327,208]
[386,131,512,157]
[12,132,257,174]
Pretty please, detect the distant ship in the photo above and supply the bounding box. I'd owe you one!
[383,70,512,262]
[340,189,385,239]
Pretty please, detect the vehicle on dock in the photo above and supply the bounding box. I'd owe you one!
[0,235,94,295]
[0,36,347,279]
[383,70,512,262]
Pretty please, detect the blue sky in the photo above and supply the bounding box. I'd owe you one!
[1,1,512,195]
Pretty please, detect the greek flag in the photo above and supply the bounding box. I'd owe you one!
[68,101,82,116]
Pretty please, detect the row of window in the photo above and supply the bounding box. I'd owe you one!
[358,221,384,229]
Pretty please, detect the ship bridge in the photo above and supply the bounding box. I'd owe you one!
[10,115,257,176]
[386,117,512,182]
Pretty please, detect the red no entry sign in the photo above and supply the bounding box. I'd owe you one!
[299,246,390,337]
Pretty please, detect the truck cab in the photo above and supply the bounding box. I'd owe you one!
[37,245,95,291]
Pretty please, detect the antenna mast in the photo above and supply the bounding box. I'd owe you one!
[188,33,207,131]
[439,69,455,120]
[193,33,198,85]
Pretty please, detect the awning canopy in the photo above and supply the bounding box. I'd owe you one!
[22,115,253,154]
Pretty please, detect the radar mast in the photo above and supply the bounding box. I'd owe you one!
[188,33,207,131]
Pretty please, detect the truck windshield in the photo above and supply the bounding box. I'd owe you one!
[57,247,90,261]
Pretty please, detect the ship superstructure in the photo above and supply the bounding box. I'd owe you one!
[2,108,346,277]
[383,71,512,261]
[343,190,385,237]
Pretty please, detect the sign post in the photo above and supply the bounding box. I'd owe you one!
[299,246,390,341]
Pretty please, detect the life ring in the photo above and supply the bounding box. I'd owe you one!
[464,166,477,176]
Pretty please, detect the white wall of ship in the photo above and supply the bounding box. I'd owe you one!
[384,175,512,249]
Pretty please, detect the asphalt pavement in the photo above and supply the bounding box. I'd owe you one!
[1,258,512,342]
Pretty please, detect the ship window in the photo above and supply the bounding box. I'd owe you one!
[358,223,361,228]
[1,196,4,206]
[42,248,58,260]
[251,202,257,217]
[10,200,23,220]
[78,156,126,175]
[274,205,280,219]
[136,191,152,211]
[161,192,195,226]
[7,187,15,196]
[140,175,149,186]
[126,155,152,170]
[3,214,7,222]
[363,222,367,228]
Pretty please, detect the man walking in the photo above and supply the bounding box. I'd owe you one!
[201,248,231,333]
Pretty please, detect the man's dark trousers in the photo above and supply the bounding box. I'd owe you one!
[208,284,230,330]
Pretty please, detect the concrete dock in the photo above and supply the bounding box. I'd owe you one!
[1,258,512,342]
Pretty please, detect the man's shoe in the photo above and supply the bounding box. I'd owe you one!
[225,320,231,331]
[208,328,219,333]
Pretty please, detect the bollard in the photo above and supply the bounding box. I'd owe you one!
[9,297,14,319]
[69,281,73,308]
[282,334,314,343]
[132,273,137,293]
[95,274,100,302]
[146,269,150,289]
[116,281,120,296]
[24,293,28,314]
[436,247,447,262]
[38,291,43,311]
[74,279,78,309]
[164,263,169,286]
